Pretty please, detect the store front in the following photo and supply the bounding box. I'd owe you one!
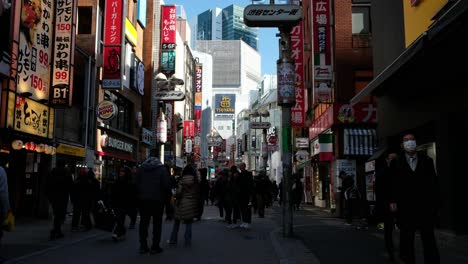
[96,129,137,188]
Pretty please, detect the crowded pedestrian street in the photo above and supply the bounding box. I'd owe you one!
[1,205,467,264]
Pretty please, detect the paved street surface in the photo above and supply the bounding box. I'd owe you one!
[2,204,468,264]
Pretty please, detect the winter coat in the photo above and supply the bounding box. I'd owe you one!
[46,167,73,206]
[136,157,171,202]
[174,174,200,221]
[110,178,137,210]
[391,153,439,224]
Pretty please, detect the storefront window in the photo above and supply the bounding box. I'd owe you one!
[104,92,133,134]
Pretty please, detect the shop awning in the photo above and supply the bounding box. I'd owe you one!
[343,128,377,156]
[351,0,468,105]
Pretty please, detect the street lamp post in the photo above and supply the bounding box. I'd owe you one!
[154,73,184,164]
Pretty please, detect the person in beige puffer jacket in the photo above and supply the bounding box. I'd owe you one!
[168,165,200,245]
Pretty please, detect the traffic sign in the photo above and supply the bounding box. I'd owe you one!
[250,122,271,129]
[244,4,302,27]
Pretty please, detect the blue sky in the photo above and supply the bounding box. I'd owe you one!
[163,0,279,76]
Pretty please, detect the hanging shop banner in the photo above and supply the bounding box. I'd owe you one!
[142,128,153,145]
[51,0,77,107]
[183,120,195,138]
[312,0,333,104]
[160,5,176,76]
[194,109,202,135]
[16,0,55,102]
[12,94,51,138]
[214,94,236,119]
[102,0,124,89]
[290,23,305,127]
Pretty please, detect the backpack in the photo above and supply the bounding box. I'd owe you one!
[345,186,360,200]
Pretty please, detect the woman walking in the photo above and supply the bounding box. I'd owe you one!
[168,164,200,246]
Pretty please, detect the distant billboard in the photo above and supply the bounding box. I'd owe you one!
[214,94,236,119]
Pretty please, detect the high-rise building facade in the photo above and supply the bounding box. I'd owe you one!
[196,5,258,50]
[222,5,258,50]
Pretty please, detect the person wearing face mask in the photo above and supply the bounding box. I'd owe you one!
[389,133,440,264]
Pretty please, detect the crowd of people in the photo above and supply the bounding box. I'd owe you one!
[40,150,286,255]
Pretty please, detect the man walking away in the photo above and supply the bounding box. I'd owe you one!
[375,151,398,261]
[47,163,73,239]
[238,163,253,228]
[136,150,171,254]
[338,171,358,225]
[390,133,440,264]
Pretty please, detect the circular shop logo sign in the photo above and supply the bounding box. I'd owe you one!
[97,100,118,121]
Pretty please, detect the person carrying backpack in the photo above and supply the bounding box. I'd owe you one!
[339,172,359,225]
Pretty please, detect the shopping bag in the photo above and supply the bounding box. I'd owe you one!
[2,211,15,232]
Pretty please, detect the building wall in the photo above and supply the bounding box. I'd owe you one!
[371,0,405,75]
[334,0,373,102]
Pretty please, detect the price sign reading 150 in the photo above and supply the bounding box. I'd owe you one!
[56,24,71,31]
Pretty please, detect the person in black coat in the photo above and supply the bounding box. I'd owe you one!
[71,169,94,231]
[339,171,357,224]
[110,166,137,240]
[375,151,398,261]
[238,163,253,227]
[46,163,73,239]
[390,133,440,264]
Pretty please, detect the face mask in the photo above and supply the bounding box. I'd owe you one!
[403,140,417,152]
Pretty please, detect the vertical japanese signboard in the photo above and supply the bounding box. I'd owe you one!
[183,120,195,138]
[194,64,203,162]
[312,0,333,103]
[16,0,55,102]
[102,0,124,89]
[290,23,305,127]
[160,5,176,77]
[51,0,76,106]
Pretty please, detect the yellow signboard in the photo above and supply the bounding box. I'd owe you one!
[7,92,54,138]
[403,0,446,47]
[56,144,86,157]
[125,18,138,46]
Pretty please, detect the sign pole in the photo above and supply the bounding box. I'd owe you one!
[278,26,294,238]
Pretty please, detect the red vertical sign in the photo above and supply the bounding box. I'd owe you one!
[183,120,195,138]
[102,0,123,89]
[291,23,305,127]
[161,6,177,46]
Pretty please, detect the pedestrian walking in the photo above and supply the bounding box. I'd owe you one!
[238,163,253,228]
[46,163,73,239]
[128,166,139,229]
[110,166,137,241]
[390,133,440,264]
[168,164,200,246]
[136,150,171,254]
[292,173,304,211]
[214,170,228,220]
[253,171,269,218]
[165,167,177,221]
[375,150,398,261]
[71,169,94,231]
[197,167,209,220]
[225,166,241,228]
[339,171,359,225]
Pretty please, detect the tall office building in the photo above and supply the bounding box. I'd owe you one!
[196,5,258,50]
